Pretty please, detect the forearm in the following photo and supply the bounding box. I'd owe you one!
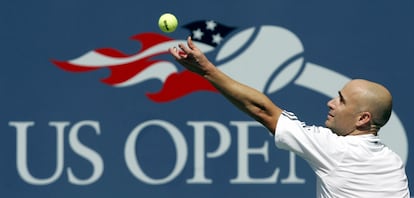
[204,65,282,133]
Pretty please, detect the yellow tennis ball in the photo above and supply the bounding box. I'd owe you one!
[158,13,178,33]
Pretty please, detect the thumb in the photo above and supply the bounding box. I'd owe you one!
[187,36,196,50]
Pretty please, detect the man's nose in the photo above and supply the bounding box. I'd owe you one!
[327,98,335,109]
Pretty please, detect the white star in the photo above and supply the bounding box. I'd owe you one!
[205,20,217,31]
[192,28,204,40]
[212,33,223,45]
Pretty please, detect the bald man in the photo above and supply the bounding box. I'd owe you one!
[325,79,393,136]
[170,37,410,197]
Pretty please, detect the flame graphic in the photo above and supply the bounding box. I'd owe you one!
[52,32,217,102]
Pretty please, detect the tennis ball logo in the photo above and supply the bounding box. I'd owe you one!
[158,13,178,33]
[215,26,305,94]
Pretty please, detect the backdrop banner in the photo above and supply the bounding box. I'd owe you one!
[1,1,412,197]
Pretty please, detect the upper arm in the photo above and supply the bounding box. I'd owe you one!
[252,98,282,134]
[241,92,282,134]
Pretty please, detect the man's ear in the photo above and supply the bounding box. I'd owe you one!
[356,112,372,127]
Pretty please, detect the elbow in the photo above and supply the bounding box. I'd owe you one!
[251,107,280,135]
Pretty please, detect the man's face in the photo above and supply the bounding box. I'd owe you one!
[325,82,361,136]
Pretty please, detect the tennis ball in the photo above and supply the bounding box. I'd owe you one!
[158,13,178,33]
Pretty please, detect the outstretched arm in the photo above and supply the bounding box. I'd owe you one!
[169,36,282,134]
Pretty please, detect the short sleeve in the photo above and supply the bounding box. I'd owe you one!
[274,111,346,174]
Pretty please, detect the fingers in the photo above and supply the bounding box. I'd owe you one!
[169,46,188,59]
[178,42,191,54]
[169,36,195,59]
[168,47,181,59]
[179,36,197,53]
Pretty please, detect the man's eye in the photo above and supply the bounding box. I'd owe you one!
[338,91,345,104]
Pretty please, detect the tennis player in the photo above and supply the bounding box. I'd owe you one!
[169,36,410,197]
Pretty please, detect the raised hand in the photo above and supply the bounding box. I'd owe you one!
[168,36,214,76]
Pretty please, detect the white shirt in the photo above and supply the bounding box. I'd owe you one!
[274,111,410,198]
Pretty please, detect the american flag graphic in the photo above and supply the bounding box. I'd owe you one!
[52,20,236,103]
[185,20,236,47]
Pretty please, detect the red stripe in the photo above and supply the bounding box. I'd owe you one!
[146,70,218,103]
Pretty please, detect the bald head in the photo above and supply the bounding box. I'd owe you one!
[347,79,393,129]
